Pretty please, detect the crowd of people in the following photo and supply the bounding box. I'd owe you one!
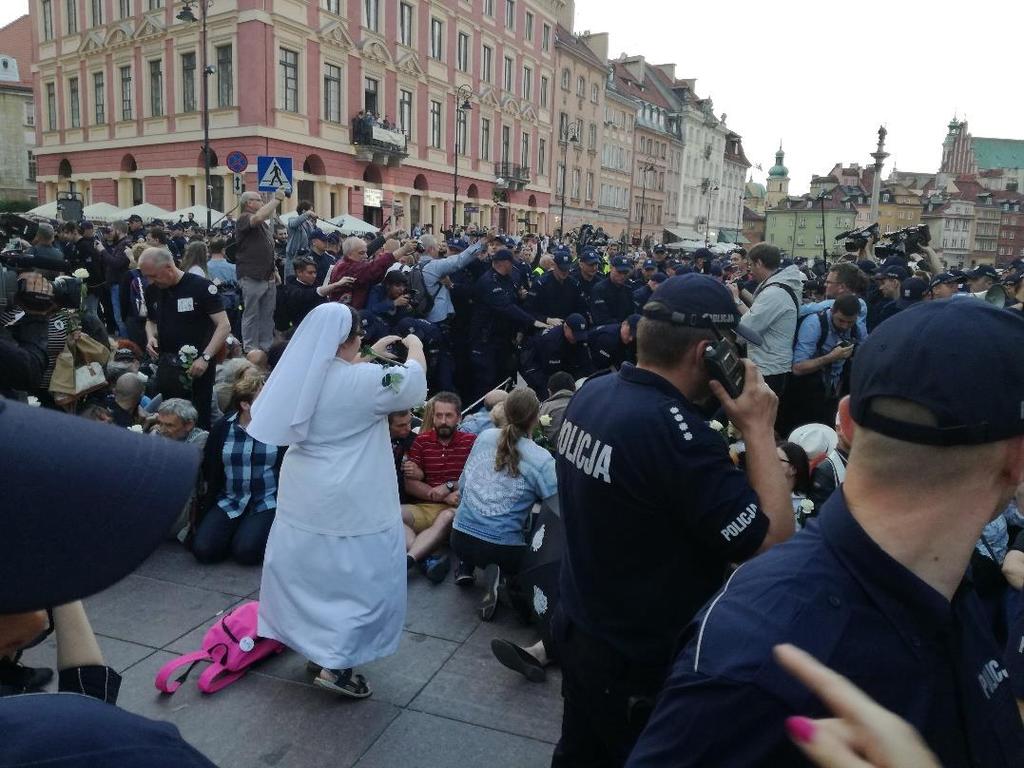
[2,197,1024,768]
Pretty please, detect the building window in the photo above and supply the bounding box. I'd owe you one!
[325,0,340,12]
[181,52,196,112]
[148,0,163,7]
[429,100,442,148]
[27,151,36,182]
[364,0,379,32]
[481,45,492,82]
[538,138,546,177]
[571,168,580,198]
[504,0,514,29]
[216,45,232,107]
[540,75,548,108]
[586,172,594,201]
[481,117,491,160]
[119,65,132,119]
[323,63,341,122]
[148,60,163,117]
[591,83,599,103]
[91,0,102,26]
[399,2,413,46]
[46,82,57,130]
[555,163,564,194]
[524,11,533,41]
[561,68,570,90]
[483,0,493,16]
[558,111,568,138]
[503,56,513,91]
[430,18,443,60]
[456,109,467,154]
[588,122,596,149]
[66,0,78,34]
[501,125,510,163]
[24,101,35,127]
[576,75,585,96]
[279,48,298,112]
[457,32,469,71]
[42,0,54,40]
[93,71,105,124]
[132,178,144,205]
[363,77,378,113]
[520,131,529,167]
[119,0,130,18]
[541,23,550,52]
[399,88,412,134]
[522,66,532,101]
[68,77,80,128]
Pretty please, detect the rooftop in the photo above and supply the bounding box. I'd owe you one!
[0,15,32,89]
[554,25,607,71]
[610,60,674,111]
[973,137,1024,171]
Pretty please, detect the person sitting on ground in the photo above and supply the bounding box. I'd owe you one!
[192,375,283,565]
[109,372,146,428]
[538,371,576,443]
[451,388,557,619]
[151,398,208,541]
[212,358,257,421]
[401,392,476,583]
[461,389,510,436]
[777,441,813,525]
[389,409,419,503]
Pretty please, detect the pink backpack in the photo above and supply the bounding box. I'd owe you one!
[154,601,284,695]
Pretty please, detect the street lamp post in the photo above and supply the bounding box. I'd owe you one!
[178,1,213,231]
[637,163,655,248]
[452,85,473,231]
[817,189,829,261]
[558,122,580,240]
[704,181,719,248]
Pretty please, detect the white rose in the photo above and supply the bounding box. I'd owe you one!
[538,414,552,427]
[72,268,90,279]
[26,396,41,407]
[180,345,199,356]
[128,424,144,433]
[709,419,724,432]
[799,499,815,513]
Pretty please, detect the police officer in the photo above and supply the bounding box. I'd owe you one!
[571,248,604,309]
[469,248,550,399]
[629,300,1024,767]
[551,274,794,766]
[526,247,587,324]
[590,255,638,326]
[632,271,667,313]
[520,313,593,398]
[651,244,669,272]
[585,313,640,372]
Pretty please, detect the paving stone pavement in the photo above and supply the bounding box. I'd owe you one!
[21,543,562,767]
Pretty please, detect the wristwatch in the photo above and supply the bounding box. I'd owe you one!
[201,353,212,362]
[446,480,455,492]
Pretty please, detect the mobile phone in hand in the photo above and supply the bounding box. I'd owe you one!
[704,340,745,399]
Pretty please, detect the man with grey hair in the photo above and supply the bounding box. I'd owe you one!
[153,397,209,541]
[328,235,416,309]
[139,247,230,429]
[236,189,285,353]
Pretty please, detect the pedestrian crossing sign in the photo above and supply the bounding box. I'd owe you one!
[256,155,293,193]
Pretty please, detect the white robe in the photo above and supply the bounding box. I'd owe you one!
[258,357,427,669]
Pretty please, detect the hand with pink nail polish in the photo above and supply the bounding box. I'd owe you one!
[773,644,942,768]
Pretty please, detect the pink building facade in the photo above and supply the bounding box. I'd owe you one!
[31,0,559,232]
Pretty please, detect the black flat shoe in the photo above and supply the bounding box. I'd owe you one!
[490,638,546,683]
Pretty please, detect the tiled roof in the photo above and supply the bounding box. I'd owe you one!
[0,15,33,88]
[743,206,765,221]
[973,137,1024,170]
[611,61,673,110]
[554,25,607,71]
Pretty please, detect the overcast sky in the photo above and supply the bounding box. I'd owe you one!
[4,0,1021,194]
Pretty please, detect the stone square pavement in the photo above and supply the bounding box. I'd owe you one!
[23,543,562,767]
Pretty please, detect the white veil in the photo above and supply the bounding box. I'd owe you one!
[248,303,353,446]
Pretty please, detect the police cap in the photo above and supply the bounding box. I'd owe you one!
[643,274,763,345]
[491,248,514,262]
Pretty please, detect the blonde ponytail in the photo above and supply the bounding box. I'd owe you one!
[493,388,540,478]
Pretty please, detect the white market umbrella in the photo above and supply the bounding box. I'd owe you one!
[81,202,122,222]
[26,201,60,218]
[171,205,225,226]
[277,211,345,235]
[118,203,174,222]
[326,213,378,235]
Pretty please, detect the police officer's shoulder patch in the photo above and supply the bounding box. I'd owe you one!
[665,403,695,443]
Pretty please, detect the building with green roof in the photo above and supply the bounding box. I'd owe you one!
[940,119,1024,192]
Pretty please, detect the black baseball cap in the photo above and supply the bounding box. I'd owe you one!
[850,301,1024,445]
[643,274,763,345]
[900,277,927,302]
[1,400,201,612]
[873,265,909,281]
[564,313,589,340]
[928,272,961,289]
[491,248,514,262]
[611,255,633,272]
[967,264,999,281]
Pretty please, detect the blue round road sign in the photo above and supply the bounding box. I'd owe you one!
[226,151,248,174]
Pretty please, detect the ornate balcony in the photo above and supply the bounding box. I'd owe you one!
[352,116,409,167]
[493,162,530,191]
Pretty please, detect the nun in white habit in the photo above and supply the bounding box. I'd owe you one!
[248,302,427,697]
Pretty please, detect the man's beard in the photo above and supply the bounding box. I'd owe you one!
[436,425,455,439]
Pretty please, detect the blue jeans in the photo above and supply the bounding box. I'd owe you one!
[109,284,128,337]
[192,505,275,566]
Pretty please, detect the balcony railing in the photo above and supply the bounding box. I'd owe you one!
[352,117,408,166]
[494,162,530,189]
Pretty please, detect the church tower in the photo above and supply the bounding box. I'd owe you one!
[765,144,790,209]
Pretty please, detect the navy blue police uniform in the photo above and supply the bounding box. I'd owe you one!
[469,250,537,399]
[520,315,593,397]
[628,300,1024,768]
[526,249,588,321]
[589,257,637,326]
[584,316,638,371]
[550,275,773,766]
[570,249,605,308]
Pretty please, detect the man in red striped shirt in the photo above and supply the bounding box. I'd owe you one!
[402,392,476,583]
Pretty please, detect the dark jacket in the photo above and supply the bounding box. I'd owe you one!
[275,275,328,331]
[104,237,133,287]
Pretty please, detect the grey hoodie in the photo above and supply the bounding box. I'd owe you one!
[739,265,806,376]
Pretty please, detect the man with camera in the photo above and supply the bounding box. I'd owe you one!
[235,190,285,354]
[140,248,230,430]
[285,200,318,278]
[552,274,794,765]
[275,255,353,332]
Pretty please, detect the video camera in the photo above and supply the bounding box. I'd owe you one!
[1,213,77,311]
[835,222,879,252]
[878,224,930,258]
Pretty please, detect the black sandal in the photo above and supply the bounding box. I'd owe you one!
[313,667,373,698]
[490,639,546,683]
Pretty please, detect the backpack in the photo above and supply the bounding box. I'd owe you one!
[154,602,284,695]
[406,263,444,318]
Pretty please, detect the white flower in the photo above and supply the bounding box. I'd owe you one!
[799,499,815,513]
[538,414,552,427]
[72,268,90,279]
[128,424,144,433]
[532,586,549,616]
[26,396,41,407]
[179,345,199,356]
[709,419,725,432]
[531,524,546,552]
